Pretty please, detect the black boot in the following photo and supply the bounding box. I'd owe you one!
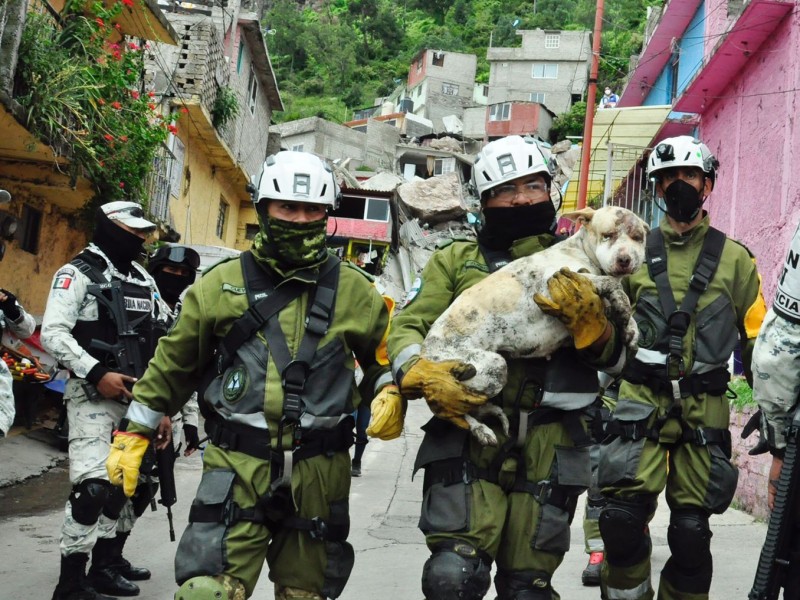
[51,554,114,600]
[88,538,140,597]
[111,532,151,581]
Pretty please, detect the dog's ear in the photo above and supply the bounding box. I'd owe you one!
[561,207,596,226]
[638,214,651,234]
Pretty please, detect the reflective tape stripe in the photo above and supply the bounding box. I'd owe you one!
[374,372,394,394]
[635,348,668,365]
[228,412,269,429]
[540,391,596,410]
[126,401,164,430]
[392,344,421,381]
[605,577,652,600]
[300,413,350,430]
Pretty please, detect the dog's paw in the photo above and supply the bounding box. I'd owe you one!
[465,414,499,446]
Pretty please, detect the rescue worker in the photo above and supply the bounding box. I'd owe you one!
[105,150,395,600]
[598,135,767,599]
[750,221,800,596]
[380,135,626,600]
[43,201,170,600]
[0,289,36,437]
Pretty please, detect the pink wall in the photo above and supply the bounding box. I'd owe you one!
[700,3,800,304]
[407,53,427,89]
[486,103,541,138]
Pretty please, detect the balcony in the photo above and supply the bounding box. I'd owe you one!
[49,0,178,44]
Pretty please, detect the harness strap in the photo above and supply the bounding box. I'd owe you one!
[606,417,731,450]
[624,364,731,398]
[477,244,512,273]
[644,227,726,384]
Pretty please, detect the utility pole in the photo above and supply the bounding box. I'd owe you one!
[577,0,605,209]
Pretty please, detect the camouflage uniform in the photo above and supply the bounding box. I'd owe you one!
[599,215,766,600]
[0,303,36,435]
[40,244,169,556]
[388,235,624,600]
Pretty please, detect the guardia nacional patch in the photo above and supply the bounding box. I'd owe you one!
[223,366,248,402]
[637,318,656,349]
[404,276,423,307]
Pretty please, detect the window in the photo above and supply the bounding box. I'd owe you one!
[489,102,511,121]
[216,197,228,238]
[245,223,259,240]
[236,43,244,73]
[434,158,455,176]
[532,63,558,79]
[365,198,390,221]
[441,82,459,96]
[18,205,41,254]
[482,85,489,97]
[247,64,258,115]
[330,195,389,222]
[291,144,304,152]
[530,92,546,103]
[416,60,422,72]
[432,52,444,67]
[544,33,560,49]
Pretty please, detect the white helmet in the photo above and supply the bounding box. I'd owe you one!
[472,136,555,199]
[647,136,718,185]
[255,150,340,209]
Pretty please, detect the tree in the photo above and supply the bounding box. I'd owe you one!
[550,101,586,144]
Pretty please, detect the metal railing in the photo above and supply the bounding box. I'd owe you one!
[601,143,663,228]
[144,142,175,224]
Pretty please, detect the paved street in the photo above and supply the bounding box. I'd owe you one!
[0,400,768,598]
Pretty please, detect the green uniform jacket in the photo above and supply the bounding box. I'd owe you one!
[128,253,392,440]
[621,214,766,405]
[389,234,621,410]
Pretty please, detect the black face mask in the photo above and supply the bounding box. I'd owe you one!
[92,209,145,273]
[664,179,704,223]
[153,270,194,306]
[478,202,556,250]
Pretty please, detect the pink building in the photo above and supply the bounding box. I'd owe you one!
[620,0,798,301]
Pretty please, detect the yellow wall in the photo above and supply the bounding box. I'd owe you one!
[167,130,243,249]
[0,191,88,317]
[235,201,257,251]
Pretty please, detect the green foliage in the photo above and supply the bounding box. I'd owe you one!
[729,376,756,411]
[549,101,586,143]
[16,0,175,219]
[265,0,656,126]
[212,86,241,130]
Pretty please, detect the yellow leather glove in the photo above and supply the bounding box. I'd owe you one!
[400,357,488,418]
[106,432,150,497]
[366,385,406,440]
[534,267,608,350]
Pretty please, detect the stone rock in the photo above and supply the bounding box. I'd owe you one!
[426,137,463,152]
[397,172,466,225]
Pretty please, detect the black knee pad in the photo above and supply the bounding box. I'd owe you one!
[102,485,129,521]
[131,480,159,517]
[495,569,553,599]
[599,497,652,567]
[421,542,492,600]
[69,478,111,526]
[667,508,711,569]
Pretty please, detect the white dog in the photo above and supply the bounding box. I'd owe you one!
[420,206,648,445]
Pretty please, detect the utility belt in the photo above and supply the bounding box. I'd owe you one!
[624,363,730,398]
[605,410,732,455]
[204,415,354,462]
[423,458,574,511]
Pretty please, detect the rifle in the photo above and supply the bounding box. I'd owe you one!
[749,408,800,599]
[156,443,178,541]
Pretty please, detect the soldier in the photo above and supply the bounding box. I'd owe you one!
[43,201,171,600]
[377,135,625,599]
[106,151,394,600]
[598,136,767,599]
[0,289,36,437]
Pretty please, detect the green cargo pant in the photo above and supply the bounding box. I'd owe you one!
[598,389,738,600]
[422,419,592,599]
[175,443,353,598]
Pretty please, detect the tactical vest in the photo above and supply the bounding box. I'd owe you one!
[70,251,162,377]
[202,252,353,437]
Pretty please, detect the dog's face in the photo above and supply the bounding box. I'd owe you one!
[572,206,649,277]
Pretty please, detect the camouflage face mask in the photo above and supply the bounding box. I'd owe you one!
[261,215,328,267]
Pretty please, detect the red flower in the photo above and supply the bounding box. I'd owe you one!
[120,135,129,142]
[104,134,114,142]
[98,98,106,105]
[111,101,122,110]
[167,124,179,135]
[112,50,122,61]
[148,103,156,110]
[147,91,155,98]
[130,90,140,100]
[180,107,189,114]
[114,23,122,31]
[121,0,134,6]
[119,182,125,188]
[128,42,139,51]
[95,17,105,27]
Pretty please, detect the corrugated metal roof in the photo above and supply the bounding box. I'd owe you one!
[563,105,671,211]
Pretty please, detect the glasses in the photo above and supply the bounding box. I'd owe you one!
[152,246,200,270]
[487,181,549,202]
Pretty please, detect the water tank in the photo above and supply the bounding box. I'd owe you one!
[380,100,395,116]
[399,98,414,114]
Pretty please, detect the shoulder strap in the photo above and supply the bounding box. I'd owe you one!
[264,255,341,425]
[478,243,512,273]
[70,251,108,285]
